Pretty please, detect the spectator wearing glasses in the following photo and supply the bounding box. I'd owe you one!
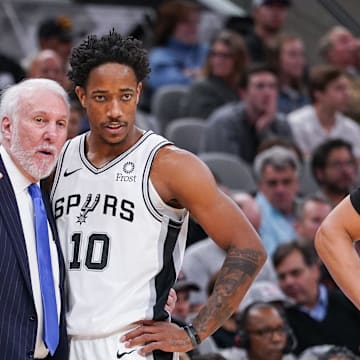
[253,146,301,256]
[221,302,297,360]
[310,139,358,208]
[180,29,248,119]
[201,63,292,164]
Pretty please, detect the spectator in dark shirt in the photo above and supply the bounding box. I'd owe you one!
[201,63,292,164]
[180,29,248,119]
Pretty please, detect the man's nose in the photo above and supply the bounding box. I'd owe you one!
[107,99,123,118]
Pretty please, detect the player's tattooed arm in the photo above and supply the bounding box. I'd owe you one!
[191,246,264,340]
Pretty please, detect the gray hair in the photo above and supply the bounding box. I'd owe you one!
[253,145,301,181]
[319,25,352,60]
[0,78,70,131]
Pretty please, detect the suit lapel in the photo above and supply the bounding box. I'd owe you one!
[0,155,33,294]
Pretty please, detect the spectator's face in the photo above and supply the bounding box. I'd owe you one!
[296,200,332,243]
[174,11,200,45]
[2,89,69,182]
[244,72,278,115]
[275,250,319,307]
[255,4,289,33]
[173,290,190,321]
[259,164,298,214]
[41,37,73,65]
[328,29,355,68]
[316,147,358,196]
[280,39,306,80]
[315,75,350,113]
[246,306,288,360]
[29,52,66,86]
[209,41,236,79]
[75,63,141,148]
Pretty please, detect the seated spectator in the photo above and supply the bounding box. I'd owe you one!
[22,16,74,72]
[294,194,332,245]
[273,241,360,355]
[319,26,357,75]
[254,146,300,256]
[27,49,67,89]
[147,0,208,94]
[221,302,297,360]
[310,139,358,208]
[201,63,292,164]
[287,65,360,160]
[180,29,248,119]
[182,191,277,313]
[268,33,310,114]
[245,0,292,64]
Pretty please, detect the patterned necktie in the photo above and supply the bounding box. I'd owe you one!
[28,183,59,355]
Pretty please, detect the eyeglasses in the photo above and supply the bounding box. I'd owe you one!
[325,160,356,170]
[209,50,234,59]
[247,325,288,339]
[264,178,295,187]
[249,81,278,90]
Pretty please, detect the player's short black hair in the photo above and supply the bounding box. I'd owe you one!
[68,30,151,88]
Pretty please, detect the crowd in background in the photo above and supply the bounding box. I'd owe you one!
[1,0,360,359]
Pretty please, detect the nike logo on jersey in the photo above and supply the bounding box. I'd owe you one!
[64,168,82,177]
[117,349,136,358]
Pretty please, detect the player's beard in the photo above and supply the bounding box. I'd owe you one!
[9,127,58,180]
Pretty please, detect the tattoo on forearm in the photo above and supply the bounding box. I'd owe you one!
[193,245,263,335]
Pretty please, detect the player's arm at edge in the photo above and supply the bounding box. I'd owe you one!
[315,195,360,309]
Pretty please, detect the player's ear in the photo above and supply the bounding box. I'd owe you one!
[75,86,86,108]
[135,82,143,105]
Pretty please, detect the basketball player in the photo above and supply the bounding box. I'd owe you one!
[51,30,266,360]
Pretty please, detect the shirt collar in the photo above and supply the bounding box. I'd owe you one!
[0,145,32,194]
[298,284,328,321]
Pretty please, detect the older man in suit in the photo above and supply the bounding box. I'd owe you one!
[0,78,69,359]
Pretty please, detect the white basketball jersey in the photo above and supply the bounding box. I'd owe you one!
[51,131,189,337]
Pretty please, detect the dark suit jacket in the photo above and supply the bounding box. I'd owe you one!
[0,155,68,359]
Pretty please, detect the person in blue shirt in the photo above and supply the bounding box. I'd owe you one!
[147,0,208,93]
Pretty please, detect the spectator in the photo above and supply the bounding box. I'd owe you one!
[245,0,291,63]
[147,0,208,93]
[254,146,300,256]
[222,302,297,360]
[310,139,358,208]
[180,29,248,119]
[201,63,292,164]
[27,49,67,89]
[273,241,360,355]
[294,194,332,244]
[268,33,310,114]
[22,16,74,73]
[319,26,356,74]
[287,65,360,159]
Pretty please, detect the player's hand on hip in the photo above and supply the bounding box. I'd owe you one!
[120,320,193,355]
